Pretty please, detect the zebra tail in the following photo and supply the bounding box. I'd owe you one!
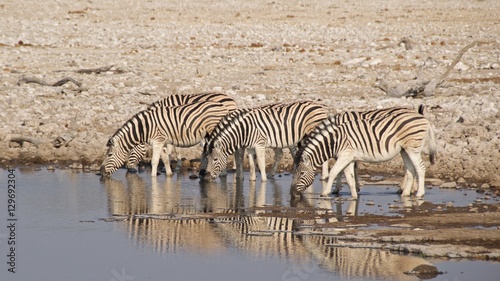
[427,125,437,165]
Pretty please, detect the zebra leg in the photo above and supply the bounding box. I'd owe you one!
[400,150,416,196]
[169,145,182,172]
[323,156,354,197]
[255,146,268,182]
[334,173,343,193]
[234,148,245,179]
[354,161,360,192]
[151,141,165,177]
[160,145,173,177]
[247,148,257,181]
[343,162,359,199]
[406,151,426,197]
[320,160,329,181]
[267,148,283,178]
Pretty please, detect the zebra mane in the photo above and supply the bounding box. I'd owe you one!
[294,115,338,166]
[206,108,252,153]
[109,107,154,146]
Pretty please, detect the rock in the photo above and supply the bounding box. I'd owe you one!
[454,61,469,72]
[440,182,457,188]
[404,264,443,279]
[344,57,365,66]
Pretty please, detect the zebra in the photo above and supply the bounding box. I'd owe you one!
[100,100,230,177]
[200,104,302,181]
[125,92,237,175]
[311,105,426,193]
[291,109,437,199]
[204,100,329,182]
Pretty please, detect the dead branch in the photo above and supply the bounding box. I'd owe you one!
[53,135,76,148]
[8,135,43,147]
[75,64,125,74]
[376,37,413,51]
[376,40,497,97]
[423,41,485,96]
[19,76,82,88]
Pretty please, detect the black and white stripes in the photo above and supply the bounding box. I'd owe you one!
[204,101,328,182]
[291,108,436,198]
[100,100,230,177]
[125,92,237,175]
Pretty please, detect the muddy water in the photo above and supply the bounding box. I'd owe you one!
[0,167,498,281]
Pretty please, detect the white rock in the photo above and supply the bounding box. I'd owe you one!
[255,94,266,101]
[344,57,365,66]
[454,61,469,72]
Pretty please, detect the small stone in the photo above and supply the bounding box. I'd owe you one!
[469,207,478,212]
[446,202,453,208]
[440,181,457,188]
[481,183,490,189]
[344,57,365,66]
[255,94,266,101]
[370,175,384,181]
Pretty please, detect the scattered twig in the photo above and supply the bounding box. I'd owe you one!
[8,135,43,147]
[376,37,413,51]
[75,64,125,74]
[19,76,82,88]
[53,135,76,148]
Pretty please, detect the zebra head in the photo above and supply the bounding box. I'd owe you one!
[100,137,128,176]
[290,154,315,198]
[205,140,228,181]
[198,141,211,180]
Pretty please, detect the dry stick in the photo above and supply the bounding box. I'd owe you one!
[9,135,43,147]
[19,76,82,88]
[423,41,486,96]
[377,40,497,97]
[76,64,125,74]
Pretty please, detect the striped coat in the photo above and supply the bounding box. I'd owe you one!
[291,109,436,198]
[100,101,230,177]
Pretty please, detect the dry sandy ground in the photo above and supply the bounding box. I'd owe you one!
[1,0,499,261]
[1,0,498,187]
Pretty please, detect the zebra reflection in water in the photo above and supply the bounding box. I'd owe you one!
[100,173,434,280]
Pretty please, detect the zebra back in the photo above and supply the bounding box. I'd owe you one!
[150,92,238,112]
[208,101,328,155]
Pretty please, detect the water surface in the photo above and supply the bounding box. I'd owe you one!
[0,168,498,281]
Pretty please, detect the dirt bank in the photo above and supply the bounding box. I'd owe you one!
[0,0,499,188]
